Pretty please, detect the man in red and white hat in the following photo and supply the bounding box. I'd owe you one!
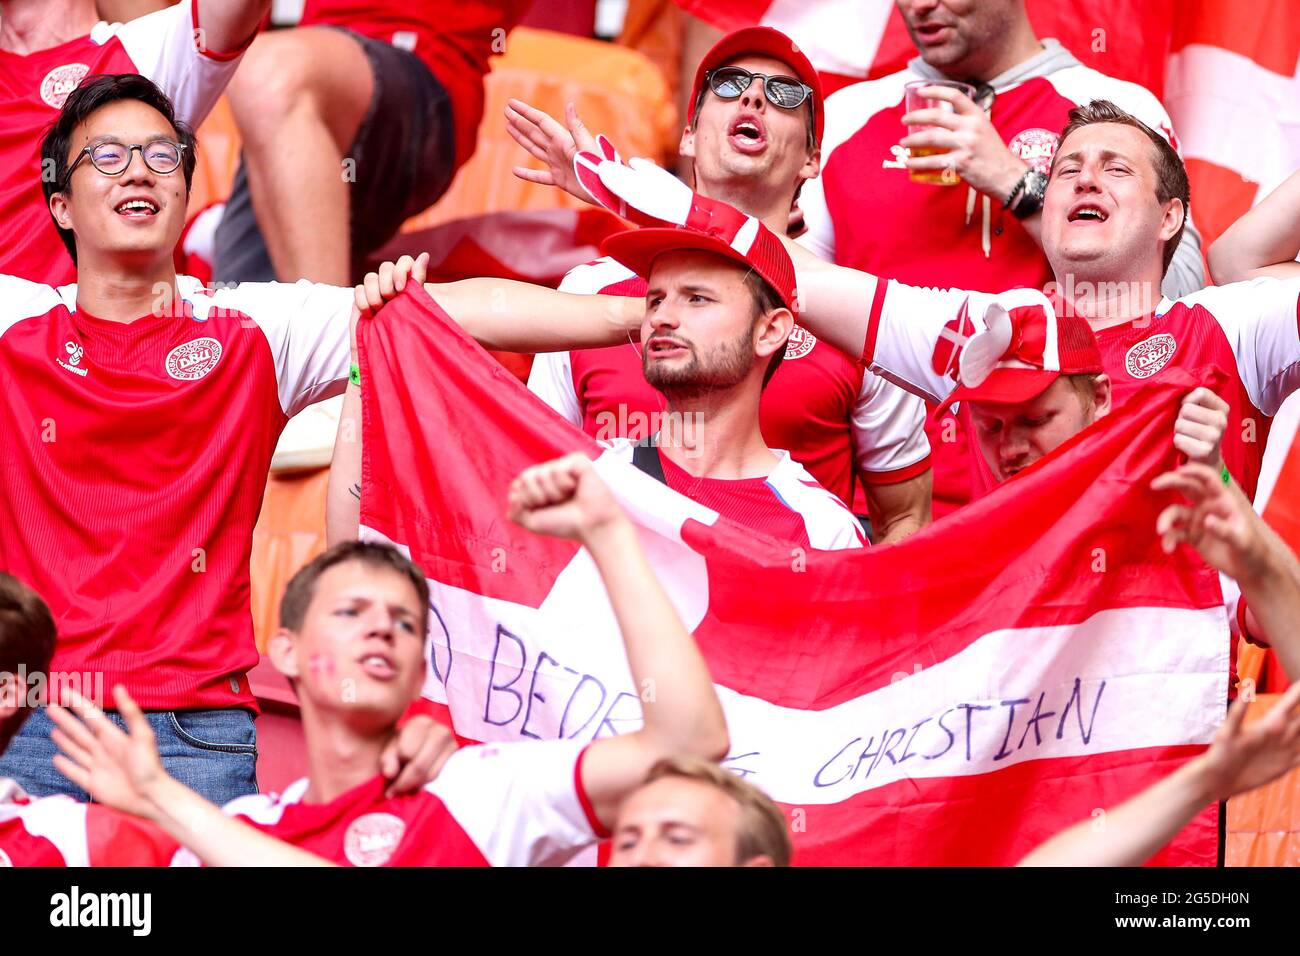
[595,212,869,552]
[933,295,1227,485]
[508,27,932,543]
[343,210,867,552]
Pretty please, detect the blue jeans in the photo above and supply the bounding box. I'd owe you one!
[0,707,258,806]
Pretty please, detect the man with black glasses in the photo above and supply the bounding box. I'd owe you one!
[0,73,366,805]
[0,0,267,285]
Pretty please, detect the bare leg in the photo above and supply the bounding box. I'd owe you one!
[226,27,374,285]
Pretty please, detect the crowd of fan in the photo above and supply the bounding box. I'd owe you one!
[2,0,1300,867]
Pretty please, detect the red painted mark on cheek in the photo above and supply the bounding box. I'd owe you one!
[307,654,336,681]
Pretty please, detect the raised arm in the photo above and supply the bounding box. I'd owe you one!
[194,0,268,55]
[508,454,730,829]
[352,254,642,353]
[1153,461,1300,680]
[427,278,640,352]
[335,257,642,542]
[1019,682,1300,866]
[1208,170,1300,283]
[325,368,362,546]
[48,687,335,867]
[780,234,1036,406]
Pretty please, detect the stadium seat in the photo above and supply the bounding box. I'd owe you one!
[250,467,330,653]
[399,26,675,231]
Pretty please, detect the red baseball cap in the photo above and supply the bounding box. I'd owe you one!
[938,296,1103,412]
[688,26,824,146]
[601,201,799,315]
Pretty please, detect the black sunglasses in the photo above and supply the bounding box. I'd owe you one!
[705,66,814,111]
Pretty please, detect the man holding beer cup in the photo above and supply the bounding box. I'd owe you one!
[797,0,1205,517]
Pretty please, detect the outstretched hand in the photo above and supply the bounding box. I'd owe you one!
[48,685,167,820]
[1198,681,1300,802]
[1152,462,1270,584]
[506,98,599,203]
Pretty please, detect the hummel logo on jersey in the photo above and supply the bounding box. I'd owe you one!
[166,337,222,381]
[1125,333,1177,379]
[57,341,88,378]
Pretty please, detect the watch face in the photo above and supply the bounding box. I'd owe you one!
[1013,172,1047,219]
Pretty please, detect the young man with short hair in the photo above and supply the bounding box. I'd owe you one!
[510,27,932,539]
[609,755,792,867]
[0,73,572,804]
[0,0,267,284]
[50,454,732,867]
[330,219,869,553]
[800,0,1204,294]
[795,0,1204,516]
[768,101,1300,511]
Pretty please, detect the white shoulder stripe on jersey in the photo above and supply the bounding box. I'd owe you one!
[222,777,310,826]
[0,276,66,340]
[764,452,865,551]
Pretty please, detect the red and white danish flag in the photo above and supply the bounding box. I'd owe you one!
[359,285,1227,866]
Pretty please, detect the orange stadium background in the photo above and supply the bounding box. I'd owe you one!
[183,0,1300,865]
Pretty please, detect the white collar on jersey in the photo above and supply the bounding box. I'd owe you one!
[55,274,205,319]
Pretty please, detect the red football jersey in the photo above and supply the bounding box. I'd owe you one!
[283,1,531,168]
[528,258,931,513]
[0,779,173,866]
[800,43,1188,515]
[0,275,354,710]
[165,740,602,867]
[602,439,866,551]
[0,1,249,285]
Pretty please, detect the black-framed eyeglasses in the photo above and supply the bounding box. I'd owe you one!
[61,140,187,188]
[705,66,814,111]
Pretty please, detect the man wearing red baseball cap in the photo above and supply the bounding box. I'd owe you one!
[936,297,1227,486]
[509,27,932,544]
[587,212,868,550]
[939,299,1112,483]
[342,209,867,551]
